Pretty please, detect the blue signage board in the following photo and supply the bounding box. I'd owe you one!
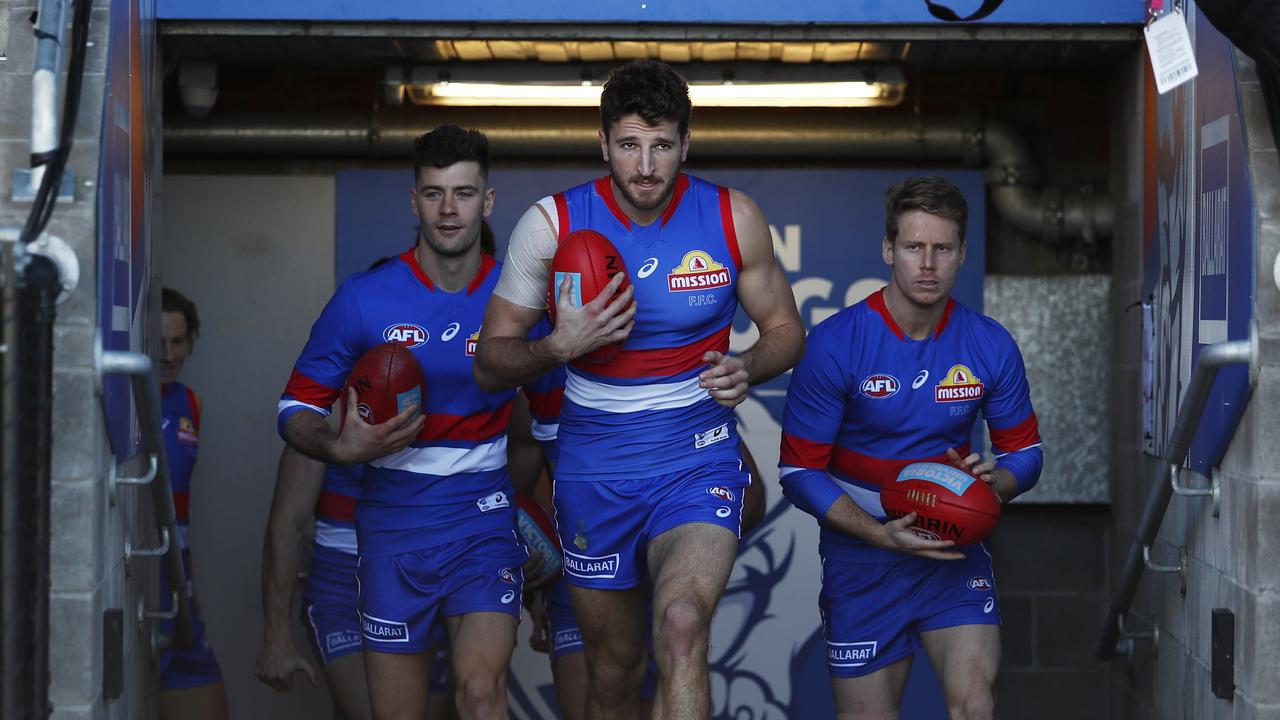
[335,166,983,718]
[1143,4,1255,473]
[98,0,158,461]
[159,0,1143,24]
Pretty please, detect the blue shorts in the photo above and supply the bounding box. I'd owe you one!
[545,579,583,660]
[302,544,363,667]
[356,531,527,654]
[553,460,749,590]
[545,578,657,699]
[819,542,1000,678]
[159,551,223,690]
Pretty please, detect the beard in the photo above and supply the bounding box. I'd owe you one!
[610,167,678,213]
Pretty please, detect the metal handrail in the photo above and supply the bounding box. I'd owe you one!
[1096,335,1255,660]
[99,351,193,648]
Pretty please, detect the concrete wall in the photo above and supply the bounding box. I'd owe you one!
[1107,49,1280,719]
[1,0,157,718]
[158,175,337,719]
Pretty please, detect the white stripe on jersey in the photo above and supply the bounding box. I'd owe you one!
[278,399,331,417]
[831,473,885,517]
[565,371,706,414]
[368,437,508,476]
[531,421,559,443]
[315,520,358,554]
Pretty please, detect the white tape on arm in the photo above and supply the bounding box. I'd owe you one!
[494,199,559,309]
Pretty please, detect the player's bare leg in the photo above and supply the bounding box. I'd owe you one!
[920,624,999,720]
[159,681,229,720]
[364,649,432,720]
[569,584,649,720]
[446,612,518,720]
[551,649,589,720]
[646,523,738,719]
[830,656,912,720]
[324,652,373,720]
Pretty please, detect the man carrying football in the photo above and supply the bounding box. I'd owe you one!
[473,59,803,719]
[277,125,523,720]
[777,176,1043,720]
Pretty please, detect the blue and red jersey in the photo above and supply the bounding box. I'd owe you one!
[551,174,743,481]
[162,382,201,555]
[313,462,362,556]
[278,250,517,557]
[523,319,565,465]
[779,289,1043,561]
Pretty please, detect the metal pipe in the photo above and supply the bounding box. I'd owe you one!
[165,111,1110,238]
[99,351,195,649]
[30,0,70,193]
[1096,337,1255,660]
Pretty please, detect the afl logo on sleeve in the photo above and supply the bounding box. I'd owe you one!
[859,374,900,399]
[384,323,429,348]
[667,251,731,292]
[934,364,984,402]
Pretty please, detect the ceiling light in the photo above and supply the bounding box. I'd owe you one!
[390,63,905,108]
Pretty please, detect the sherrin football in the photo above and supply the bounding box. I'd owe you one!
[880,462,1001,547]
[515,493,563,585]
[346,342,426,425]
[547,229,630,364]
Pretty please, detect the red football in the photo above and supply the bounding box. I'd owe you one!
[880,462,1001,547]
[515,493,563,585]
[346,342,426,425]
[547,229,630,364]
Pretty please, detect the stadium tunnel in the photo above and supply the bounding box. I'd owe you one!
[151,20,1132,719]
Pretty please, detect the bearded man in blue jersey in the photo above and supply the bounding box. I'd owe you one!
[474,60,804,719]
[779,176,1043,720]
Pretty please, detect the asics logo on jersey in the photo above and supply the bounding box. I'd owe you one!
[384,323,428,348]
[935,364,984,402]
[912,370,930,389]
[668,250,731,292]
[984,597,995,614]
[501,590,516,604]
[694,423,731,449]
[859,374,900,399]
[441,322,460,341]
[968,576,993,591]
[476,491,510,513]
[637,257,659,278]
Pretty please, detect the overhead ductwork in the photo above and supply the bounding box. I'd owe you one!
[164,110,1111,240]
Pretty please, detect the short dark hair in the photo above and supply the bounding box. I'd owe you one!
[161,287,200,340]
[884,176,969,245]
[413,125,490,180]
[600,60,692,139]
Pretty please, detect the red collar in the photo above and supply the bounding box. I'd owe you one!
[868,288,955,340]
[398,248,496,295]
[594,174,690,230]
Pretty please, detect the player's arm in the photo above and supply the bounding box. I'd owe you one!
[779,326,962,560]
[700,189,805,408]
[255,445,324,691]
[278,283,423,465]
[474,204,636,391]
[950,333,1043,503]
[506,391,546,497]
